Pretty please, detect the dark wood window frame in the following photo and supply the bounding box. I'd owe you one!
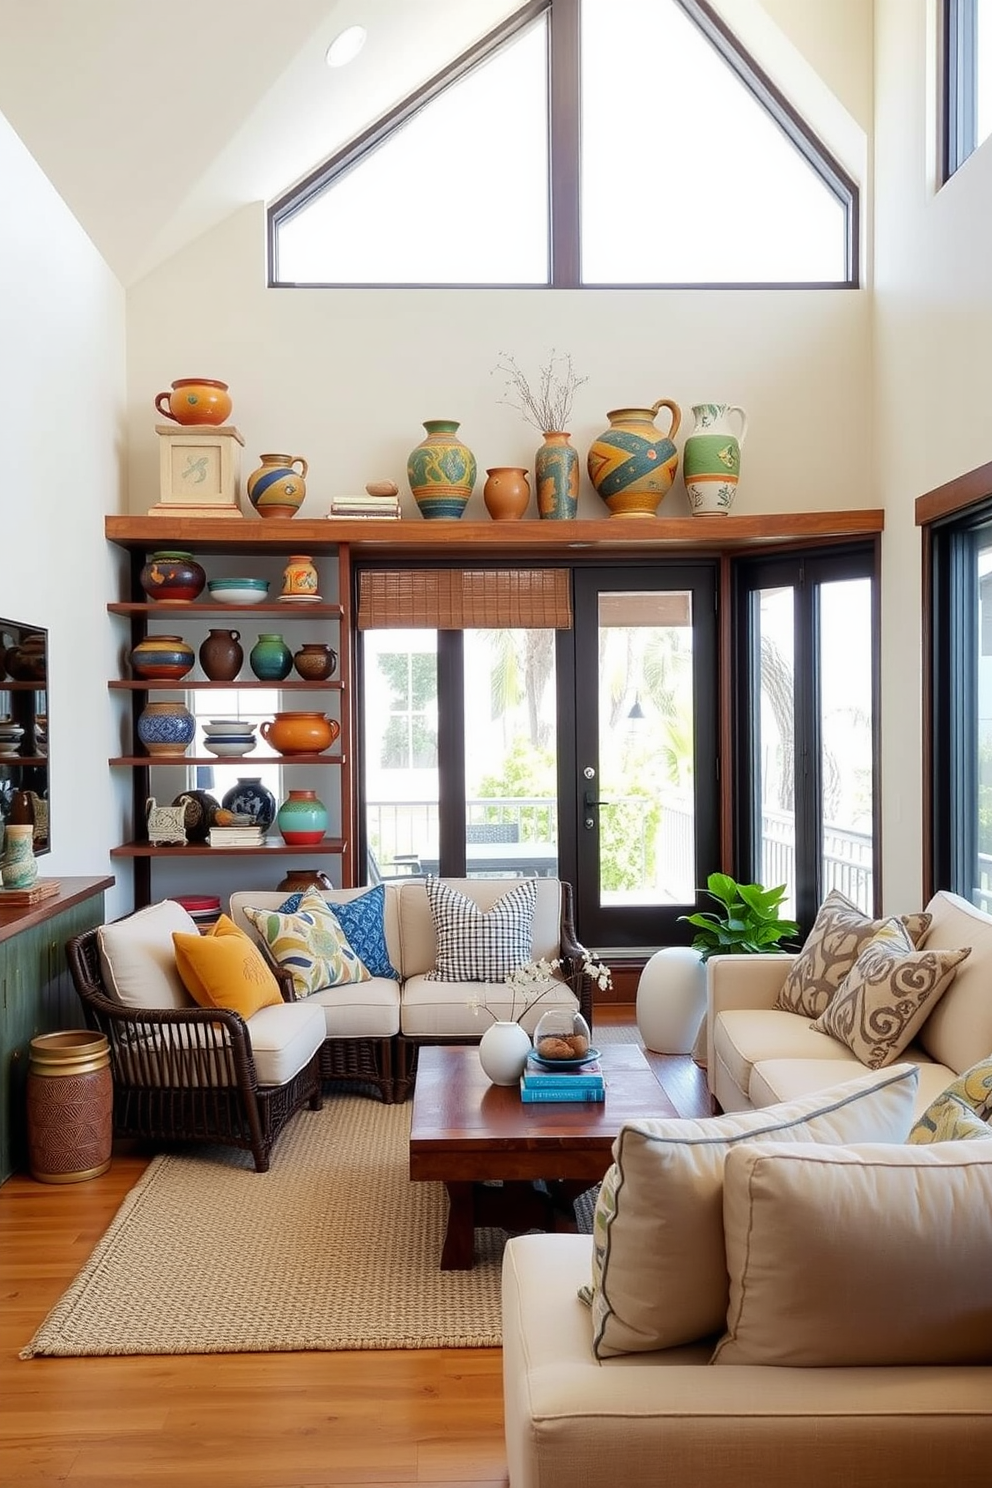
[268,0,859,289]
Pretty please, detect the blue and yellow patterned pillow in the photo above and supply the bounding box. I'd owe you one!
[244,888,370,998]
[277,883,399,980]
[908,1056,992,1144]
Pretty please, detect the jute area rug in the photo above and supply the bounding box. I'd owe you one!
[21,1087,598,1360]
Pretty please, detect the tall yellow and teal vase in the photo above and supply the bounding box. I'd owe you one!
[535,431,579,519]
[407,420,477,519]
[587,399,682,517]
[682,403,748,515]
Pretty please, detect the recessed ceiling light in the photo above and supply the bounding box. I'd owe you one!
[325,25,367,68]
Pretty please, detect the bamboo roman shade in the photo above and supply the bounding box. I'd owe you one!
[357,569,572,630]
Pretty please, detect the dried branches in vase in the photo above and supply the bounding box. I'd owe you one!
[492,351,588,435]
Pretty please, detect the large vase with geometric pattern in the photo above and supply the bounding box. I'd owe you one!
[587,399,682,518]
[407,420,477,520]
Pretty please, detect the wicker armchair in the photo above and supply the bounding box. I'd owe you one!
[65,927,322,1172]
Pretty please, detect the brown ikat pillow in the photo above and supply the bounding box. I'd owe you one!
[810,919,970,1070]
[775,888,932,1019]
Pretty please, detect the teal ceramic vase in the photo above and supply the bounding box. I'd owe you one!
[407,420,477,519]
[249,633,292,681]
[276,789,328,846]
[535,432,579,520]
[2,824,38,889]
[682,403,748,516]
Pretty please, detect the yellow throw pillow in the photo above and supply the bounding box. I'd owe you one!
[173,928,283,1019]
[243,887,370,998]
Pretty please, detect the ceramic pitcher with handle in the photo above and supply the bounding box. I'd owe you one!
[682,403,748,515]
[587,399,682,517]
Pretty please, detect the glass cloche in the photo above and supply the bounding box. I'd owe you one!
[532,1009,596,1065]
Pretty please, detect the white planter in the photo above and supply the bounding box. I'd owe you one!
[636,945,706,1054]
[478,1021,532,1086]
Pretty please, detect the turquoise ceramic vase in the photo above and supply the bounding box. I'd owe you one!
[276,789,328,846]
[249,633,292,681]
[407,420,477,519]
[535,432,579,520]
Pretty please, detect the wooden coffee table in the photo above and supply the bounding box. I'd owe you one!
[409,1042,677,1269]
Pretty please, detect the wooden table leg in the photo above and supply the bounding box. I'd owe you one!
[440,1182,477,1270]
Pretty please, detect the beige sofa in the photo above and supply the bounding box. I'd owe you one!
[229,877,588,1101]
[706,889,992,1118]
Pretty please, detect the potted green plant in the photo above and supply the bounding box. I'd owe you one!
[678,872,800,961]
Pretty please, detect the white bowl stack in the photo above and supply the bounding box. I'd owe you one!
[201,719,257,757]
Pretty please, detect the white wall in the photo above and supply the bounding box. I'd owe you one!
[873,0,992,910]
[0,110,129,917]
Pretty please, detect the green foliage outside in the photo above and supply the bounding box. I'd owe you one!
[679,872,800,960]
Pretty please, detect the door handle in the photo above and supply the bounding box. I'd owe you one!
[583,790,610,808]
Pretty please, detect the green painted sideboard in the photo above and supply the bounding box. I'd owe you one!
[0,876,113,1183]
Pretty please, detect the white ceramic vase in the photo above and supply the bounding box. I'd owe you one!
[636,945,706,1054]
[478,1020,532,1086]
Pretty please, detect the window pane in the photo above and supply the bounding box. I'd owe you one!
[596,590,696,906]
[580,0,846,283]
[363,630,438,878]
[276,20,549,285]
[818,579,874,912]
[754,587,796,916]
[188,688,283,816]
[979,0,992,142]
[974,534,992,909]
[461,629,558,880]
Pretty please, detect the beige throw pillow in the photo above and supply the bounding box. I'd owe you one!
[586,1063,919,1358]
[714,1140,992,1367]
[775,888,932,1018]
[811,920,969,1069]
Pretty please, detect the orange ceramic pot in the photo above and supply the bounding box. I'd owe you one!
[260,711,340,756]
[154,378,232,426]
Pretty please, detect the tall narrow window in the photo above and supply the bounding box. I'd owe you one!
[944,0,992,180]
[735,547,877,928]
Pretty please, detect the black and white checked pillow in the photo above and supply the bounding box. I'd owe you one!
[425,876,537,982]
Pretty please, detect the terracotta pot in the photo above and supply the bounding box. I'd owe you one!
[292,643,337,681]
[139,550,206,604]
[277,869,333,893]
[247,453,308,519]
[129,634,195,681]
[154,378,232,426]
[5,633,47,680]
[198,628,243,681]
[260,711,340,756]
[484,467,531,521]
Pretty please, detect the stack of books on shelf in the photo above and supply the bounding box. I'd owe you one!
[326,492,402,520]
[208,824,265,848]
[519,1052,605,1103]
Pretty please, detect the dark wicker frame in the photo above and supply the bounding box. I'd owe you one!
[65,928,322,1172]
[393,880,593,1101]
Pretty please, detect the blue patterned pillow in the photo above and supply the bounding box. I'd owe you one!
[278,883,399,980]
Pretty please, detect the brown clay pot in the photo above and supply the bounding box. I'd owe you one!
[292,643,337,681]
[277,869,333,893]
[199,628,243,681]
[484,467,531,521]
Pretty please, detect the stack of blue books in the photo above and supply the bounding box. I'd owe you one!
[519,1052,605,1103]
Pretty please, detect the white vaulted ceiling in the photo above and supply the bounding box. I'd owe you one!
[0,0,515,285]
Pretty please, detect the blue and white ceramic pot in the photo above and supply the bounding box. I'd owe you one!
[222,777,277,832]
[136,700,196,758]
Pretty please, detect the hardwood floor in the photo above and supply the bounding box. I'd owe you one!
[0,1010,708,1488]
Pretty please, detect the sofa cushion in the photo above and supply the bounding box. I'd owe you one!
[747,1051,949,1117]
[775,889,931,1019]
[97,899,198,1010]
[304,977,400,1038]
[810,921,969,1069]
[714,1007,860,1104]
[917,890,992,1072]
[240,1001,325,1087]
[277,882,399,980]
[172,921,284,1020]
[244,888,370,997]
[424,875,537,982]
[714,1140,992,1366]
[585,1063,919,1358]
[400,970,577,1038]
[397,878,563,980]
[908,1055,992,1143]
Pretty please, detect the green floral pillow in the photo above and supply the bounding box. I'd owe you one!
[908,1057,992,1144]
[244,887,370,998]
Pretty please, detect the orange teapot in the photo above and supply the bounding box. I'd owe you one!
[260,711,339,756]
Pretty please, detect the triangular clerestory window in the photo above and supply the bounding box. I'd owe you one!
[269,0,857,289]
